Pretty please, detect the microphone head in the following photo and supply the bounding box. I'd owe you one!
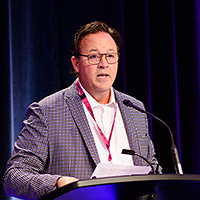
[123,99,145,113]
[121,149,135,155]
[123,99,132,107]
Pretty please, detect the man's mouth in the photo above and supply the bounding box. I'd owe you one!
[97,73,109,77]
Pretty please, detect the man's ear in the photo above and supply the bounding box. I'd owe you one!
[71,56,79,73]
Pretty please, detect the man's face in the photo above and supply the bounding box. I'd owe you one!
[72,31,118,101]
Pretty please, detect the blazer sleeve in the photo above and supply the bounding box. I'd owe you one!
[2,103,61,200]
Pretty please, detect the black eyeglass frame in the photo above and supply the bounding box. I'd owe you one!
[78,53,120,65]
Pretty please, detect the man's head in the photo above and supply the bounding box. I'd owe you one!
[71,21,122,58]
[71,21,122,104]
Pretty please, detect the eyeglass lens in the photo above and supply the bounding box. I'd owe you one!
[88,53,119,64]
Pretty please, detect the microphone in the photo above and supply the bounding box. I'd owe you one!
[121,149,156,174]
[123,99,183,175]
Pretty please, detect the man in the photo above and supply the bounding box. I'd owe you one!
[3,21,161,200]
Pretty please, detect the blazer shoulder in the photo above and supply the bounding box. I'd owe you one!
[37,82,78,108]
[114,89,145,109]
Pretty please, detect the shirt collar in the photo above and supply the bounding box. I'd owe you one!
[78,80,116,109]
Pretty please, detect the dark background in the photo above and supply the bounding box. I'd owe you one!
[1,0,200,199]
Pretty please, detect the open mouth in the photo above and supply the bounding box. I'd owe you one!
[97,73,109,77]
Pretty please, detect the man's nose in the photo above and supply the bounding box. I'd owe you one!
[98,54,108,68]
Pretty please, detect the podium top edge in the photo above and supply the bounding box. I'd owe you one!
[75,174,200,188]
[40,174,200,200]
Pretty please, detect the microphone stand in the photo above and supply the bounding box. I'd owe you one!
[122,149,156,174]
[123,100,183,174]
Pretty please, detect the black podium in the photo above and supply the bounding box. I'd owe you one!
[40,174,200,200]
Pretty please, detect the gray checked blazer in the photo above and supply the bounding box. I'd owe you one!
[3,81,160,200]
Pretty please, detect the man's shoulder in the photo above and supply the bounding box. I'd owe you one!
[114,89,145,109]
[39,84,77,103]
[37,82,77,107]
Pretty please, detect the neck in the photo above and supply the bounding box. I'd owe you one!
[77,80,111,105]
[94,90,111,104]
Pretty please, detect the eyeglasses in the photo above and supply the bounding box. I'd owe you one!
[78,53,120,65]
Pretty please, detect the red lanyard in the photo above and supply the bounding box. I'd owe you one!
[76,80,117,162]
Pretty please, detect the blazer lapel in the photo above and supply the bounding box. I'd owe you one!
[64,83,100,166]
[115,91,143,166]
[64,83,143,166]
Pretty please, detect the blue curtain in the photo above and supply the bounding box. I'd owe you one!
[1,0,200,199]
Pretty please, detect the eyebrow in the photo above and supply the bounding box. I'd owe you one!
[88,49,98,52]
[88,48,116,53]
